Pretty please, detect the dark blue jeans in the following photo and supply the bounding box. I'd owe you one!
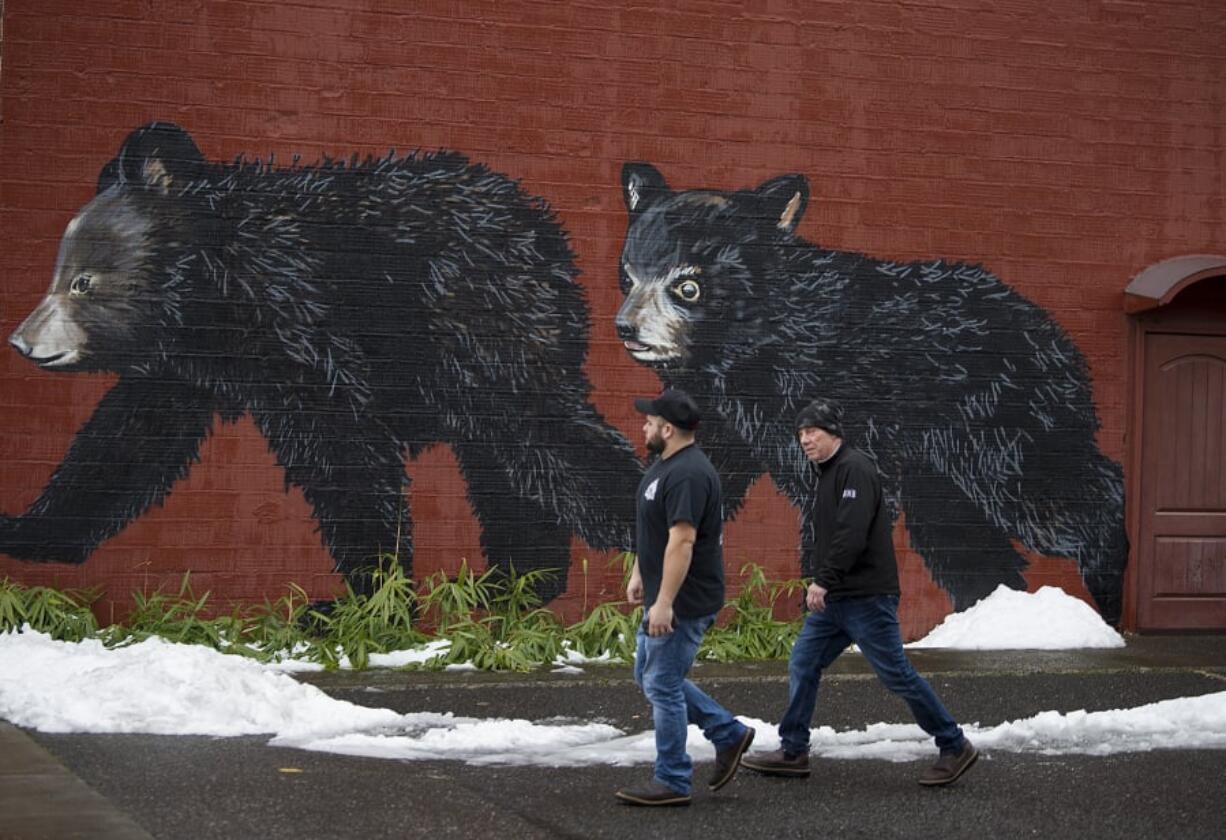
[634,614,749,794]
[779,595,965,756]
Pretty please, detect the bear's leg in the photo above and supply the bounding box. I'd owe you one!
[1078,461,1128,626]
[516,403,643,555]
[256,411,410,596]
[0,377,218,563]
[899,472,1028,611]
[1014,450,1128,625]
[453,392,644,548]
[452,440,574,604]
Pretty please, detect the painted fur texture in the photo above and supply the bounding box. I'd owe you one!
[615,162,1127,623]
[0,122,641,601]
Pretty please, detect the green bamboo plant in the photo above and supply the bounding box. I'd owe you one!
[0,558,803,672]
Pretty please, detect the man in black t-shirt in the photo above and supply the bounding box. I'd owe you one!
[614,389,755,808]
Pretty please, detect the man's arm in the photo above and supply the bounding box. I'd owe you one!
[627,558,643,604]
[647,521,696,636]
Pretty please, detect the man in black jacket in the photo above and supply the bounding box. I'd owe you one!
[742,398,977,786]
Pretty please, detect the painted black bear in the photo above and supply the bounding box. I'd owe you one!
[614,162,1128,624]
[0,122,642,602]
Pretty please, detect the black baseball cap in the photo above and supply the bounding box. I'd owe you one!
[634,388,701,430]
[795,398,844,437]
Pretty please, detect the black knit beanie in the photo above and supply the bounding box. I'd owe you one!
[794,398,844,438]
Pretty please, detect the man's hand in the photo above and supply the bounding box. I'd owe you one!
[647,602,674,636]
[806,582,828,612]
[626,573,643,605]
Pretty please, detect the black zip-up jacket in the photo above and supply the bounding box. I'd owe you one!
[802,443,900,598]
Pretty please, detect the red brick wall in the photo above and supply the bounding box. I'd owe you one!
[1,0,1223,638]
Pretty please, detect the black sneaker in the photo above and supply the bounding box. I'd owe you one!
[740,748,811,777]
[919,739,978,786]
[614,780,692,807]
[708,726,756,791]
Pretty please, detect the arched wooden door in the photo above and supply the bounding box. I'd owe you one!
[1129,272,1226,630]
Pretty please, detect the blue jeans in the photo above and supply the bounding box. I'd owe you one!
[634,614,749,794]
[779,595,965,756]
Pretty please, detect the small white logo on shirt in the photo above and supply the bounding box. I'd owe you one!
[644,478,659,501]
[842,488,857,500]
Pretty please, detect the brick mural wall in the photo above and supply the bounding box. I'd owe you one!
[1,0,1223,637]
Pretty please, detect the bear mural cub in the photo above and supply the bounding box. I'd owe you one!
[615,162,1127,624]
[0,122,641,601]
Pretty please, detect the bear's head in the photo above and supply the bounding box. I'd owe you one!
[614,162,809,372]
[9,122,208,373]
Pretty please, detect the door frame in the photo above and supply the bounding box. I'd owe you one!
[1124,277,1226,631]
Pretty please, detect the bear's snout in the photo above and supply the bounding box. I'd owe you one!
[8,331,32,358]
[8,297,85,368]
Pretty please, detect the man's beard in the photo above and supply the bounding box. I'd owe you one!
[645,433,665,455]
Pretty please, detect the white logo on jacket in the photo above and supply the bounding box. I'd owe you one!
[842,488,857,500]
[644,479,659,501]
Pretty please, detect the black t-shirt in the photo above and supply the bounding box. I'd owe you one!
[634,444,725,618]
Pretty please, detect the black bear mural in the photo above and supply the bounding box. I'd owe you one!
[0,122,643,602]
[615,162,1128,624]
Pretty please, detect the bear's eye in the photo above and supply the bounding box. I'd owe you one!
[69,274,94,295]
[673,279,701,303]
[621,265,640,292]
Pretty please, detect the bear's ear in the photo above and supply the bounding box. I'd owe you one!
[622,162,670,216]
[101,122,206,195]
[755,174,809,233]
[96,159,122,195]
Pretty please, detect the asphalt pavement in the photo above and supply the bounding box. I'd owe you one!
[3,635,1226,839]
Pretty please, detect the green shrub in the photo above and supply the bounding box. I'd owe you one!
[1,556,807,672]
[701,563,804,661]
[0,577,99,641]
[302,557,425,670]
[564,600,641,661]
[105,573,246,652]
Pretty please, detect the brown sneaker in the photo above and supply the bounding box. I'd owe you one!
[614,780,692,807]
[708,726,755,791]
[740,748,811,777]
[919,739,978,786]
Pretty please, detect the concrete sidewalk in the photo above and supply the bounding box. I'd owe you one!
[3,634,1225,840]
